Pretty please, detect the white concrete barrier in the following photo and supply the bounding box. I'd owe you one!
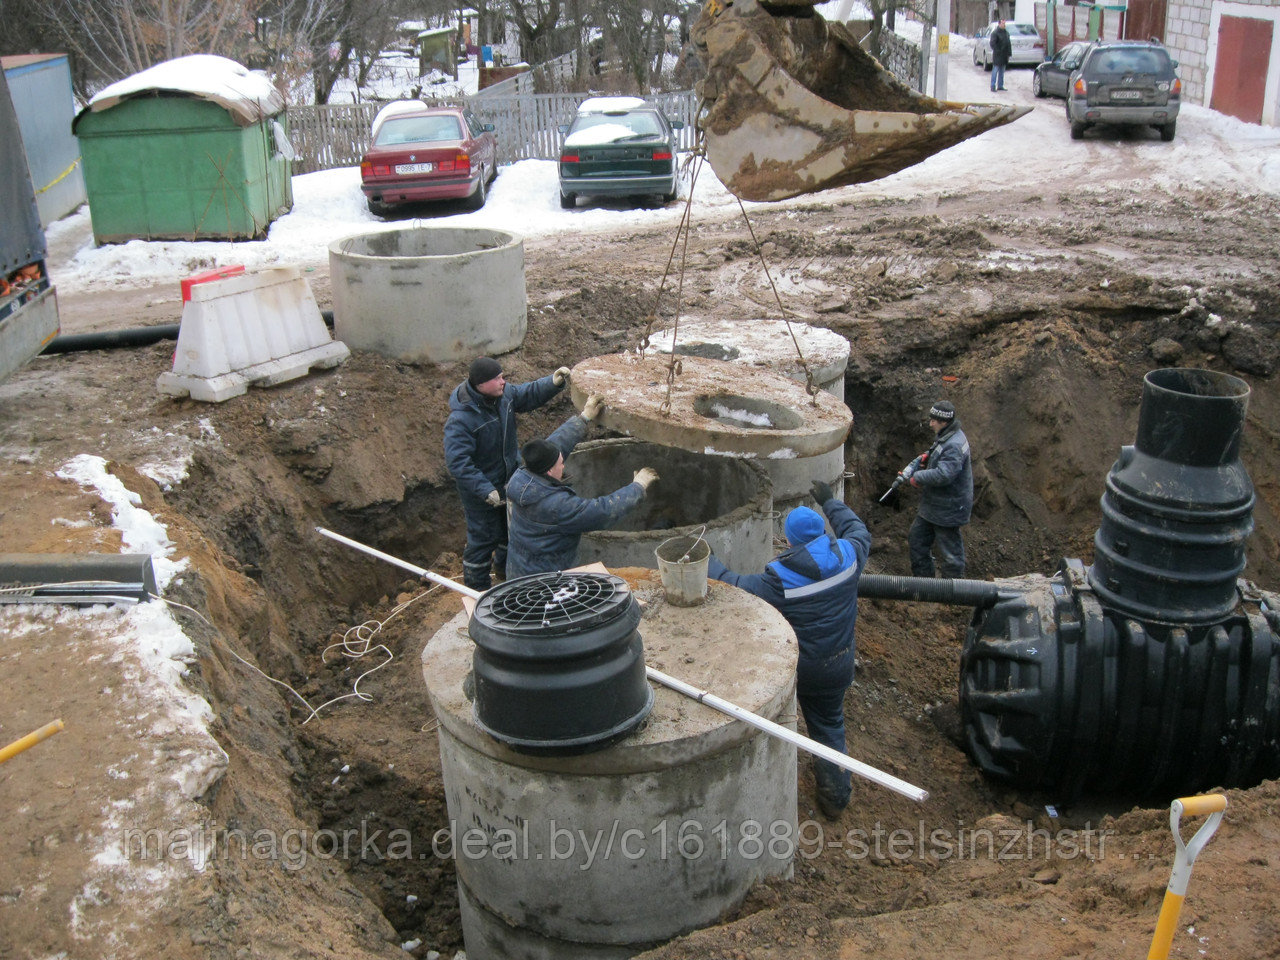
[157,266,349,403]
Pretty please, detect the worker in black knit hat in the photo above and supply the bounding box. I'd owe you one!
[443,356,573,591]
[505,395,659,578]
[900,400,974,578]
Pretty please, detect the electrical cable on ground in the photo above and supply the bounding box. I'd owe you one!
[156,583,442,725]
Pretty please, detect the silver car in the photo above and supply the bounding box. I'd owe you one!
[973,22,1047,70]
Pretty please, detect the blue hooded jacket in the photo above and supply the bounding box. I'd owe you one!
[912,421,974,527]
[505,415,646,578]
[443,373,563,506]
[707,497,871,688]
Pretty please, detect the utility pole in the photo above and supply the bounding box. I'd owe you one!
[934,0,951,100]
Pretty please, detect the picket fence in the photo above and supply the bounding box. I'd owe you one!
[288,89,700,175]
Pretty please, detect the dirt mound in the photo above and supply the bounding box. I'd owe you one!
[3,181,1280,959]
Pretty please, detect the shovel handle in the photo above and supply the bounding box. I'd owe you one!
[1174,794,1226,817]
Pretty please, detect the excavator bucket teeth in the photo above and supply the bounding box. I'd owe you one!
[692,0,1030,201]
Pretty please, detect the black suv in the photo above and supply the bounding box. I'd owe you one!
[1065,40,1181,141]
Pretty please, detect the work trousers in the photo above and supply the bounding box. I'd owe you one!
[797,646,855,810]
[462,499,507,591]
[908,515,966,579]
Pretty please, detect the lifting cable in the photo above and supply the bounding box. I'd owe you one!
[639,126,822,412]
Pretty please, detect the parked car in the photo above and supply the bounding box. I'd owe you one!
[1065,40,1181,141]
[558,96,684,209]
[972,22,1046,70]
[1033,41,1091,98]
[359,103,497,215]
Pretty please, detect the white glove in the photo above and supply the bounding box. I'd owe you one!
[485,489,503,508]
[633,467,659,490]
[552,366,571,387]
[582,394,605,422]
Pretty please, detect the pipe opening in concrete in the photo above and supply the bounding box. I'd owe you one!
[334,227,518,259]
[570,439,775,574]
[671,341,741,362]
[694,393,804,431]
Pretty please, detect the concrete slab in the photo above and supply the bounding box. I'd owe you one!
[568,353,851,459]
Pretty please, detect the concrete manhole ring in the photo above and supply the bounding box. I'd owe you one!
[568,353,851,458]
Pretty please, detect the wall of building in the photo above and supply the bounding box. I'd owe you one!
[1166,0,1279,122]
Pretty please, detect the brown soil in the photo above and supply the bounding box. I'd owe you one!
[3,176,1280,960]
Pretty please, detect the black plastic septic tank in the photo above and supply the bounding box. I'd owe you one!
[961,369,1280,797]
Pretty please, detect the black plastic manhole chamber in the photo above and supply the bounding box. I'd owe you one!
[468,572,654,754]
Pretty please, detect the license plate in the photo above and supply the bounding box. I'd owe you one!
[1110,90,1143,100]
[395,162,434,174]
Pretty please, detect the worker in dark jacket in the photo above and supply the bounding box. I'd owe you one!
[505,396,659,579]
[443,356,570,591]
[989,19,1013,92]
[707,481,871,819]
[904,400,974,578]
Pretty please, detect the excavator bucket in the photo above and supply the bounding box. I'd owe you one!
[692,0,1031,201]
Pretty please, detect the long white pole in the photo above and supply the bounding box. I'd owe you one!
[316,527,930,803]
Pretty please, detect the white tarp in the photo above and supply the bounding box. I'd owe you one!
[81,55,285,126]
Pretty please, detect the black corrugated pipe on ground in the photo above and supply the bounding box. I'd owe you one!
[41,324,179,354]
[39,310,335,356]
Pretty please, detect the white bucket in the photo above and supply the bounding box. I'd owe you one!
[655,535,711,607]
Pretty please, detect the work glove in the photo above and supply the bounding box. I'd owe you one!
[633,467,659,490]
[552,366,572,387]
[810,480,834,505]
[485,489,503,508]
[582,394,605,422]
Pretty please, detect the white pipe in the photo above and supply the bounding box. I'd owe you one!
[316,526,483,600]
[315,526,930,803]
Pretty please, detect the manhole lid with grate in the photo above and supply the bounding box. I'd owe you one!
[474,572,634,635]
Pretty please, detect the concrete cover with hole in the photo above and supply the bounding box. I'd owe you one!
[569,353,851,458]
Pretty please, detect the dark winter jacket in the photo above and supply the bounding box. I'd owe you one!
[443,374,563,506]
[505,414,646,578]
[912,421,974,528]
[707,498,871,691]
[990,26,1013,66]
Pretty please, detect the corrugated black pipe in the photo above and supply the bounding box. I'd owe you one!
[40,310,335,356]
[42,324,179,354]
[858,574,1016,608]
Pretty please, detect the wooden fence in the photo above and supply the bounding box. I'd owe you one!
[287,89,700,174]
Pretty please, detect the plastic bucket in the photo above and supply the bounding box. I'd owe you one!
[655,535,711,607]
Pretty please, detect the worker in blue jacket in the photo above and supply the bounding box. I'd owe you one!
[707,480,871,818]
[505,396,659,579]
[444,356,570,591]
[904,400,974,578]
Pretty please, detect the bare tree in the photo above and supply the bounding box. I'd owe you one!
[1,0,254,99]
[506,0,564,64]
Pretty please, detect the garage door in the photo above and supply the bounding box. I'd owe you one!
[1210,14,1271,124]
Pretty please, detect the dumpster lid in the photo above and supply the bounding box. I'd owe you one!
[76,55,284,129]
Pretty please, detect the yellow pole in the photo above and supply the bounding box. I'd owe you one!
[0,719,65,766]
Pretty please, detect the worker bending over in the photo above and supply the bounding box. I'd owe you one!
[505,395,659,579]
[706,480,870,819]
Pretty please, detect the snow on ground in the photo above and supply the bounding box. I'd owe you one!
[44,32,1280,297]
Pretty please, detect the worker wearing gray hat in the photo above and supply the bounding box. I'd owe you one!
[902,400,974,578]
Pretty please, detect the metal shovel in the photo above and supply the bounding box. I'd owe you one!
[1147,793,1227,960]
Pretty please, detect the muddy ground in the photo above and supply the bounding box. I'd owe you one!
[3,165,1280,960]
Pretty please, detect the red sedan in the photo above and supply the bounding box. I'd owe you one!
[359,103,497,215]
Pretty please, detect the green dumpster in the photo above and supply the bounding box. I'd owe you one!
[73,55,294,244]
